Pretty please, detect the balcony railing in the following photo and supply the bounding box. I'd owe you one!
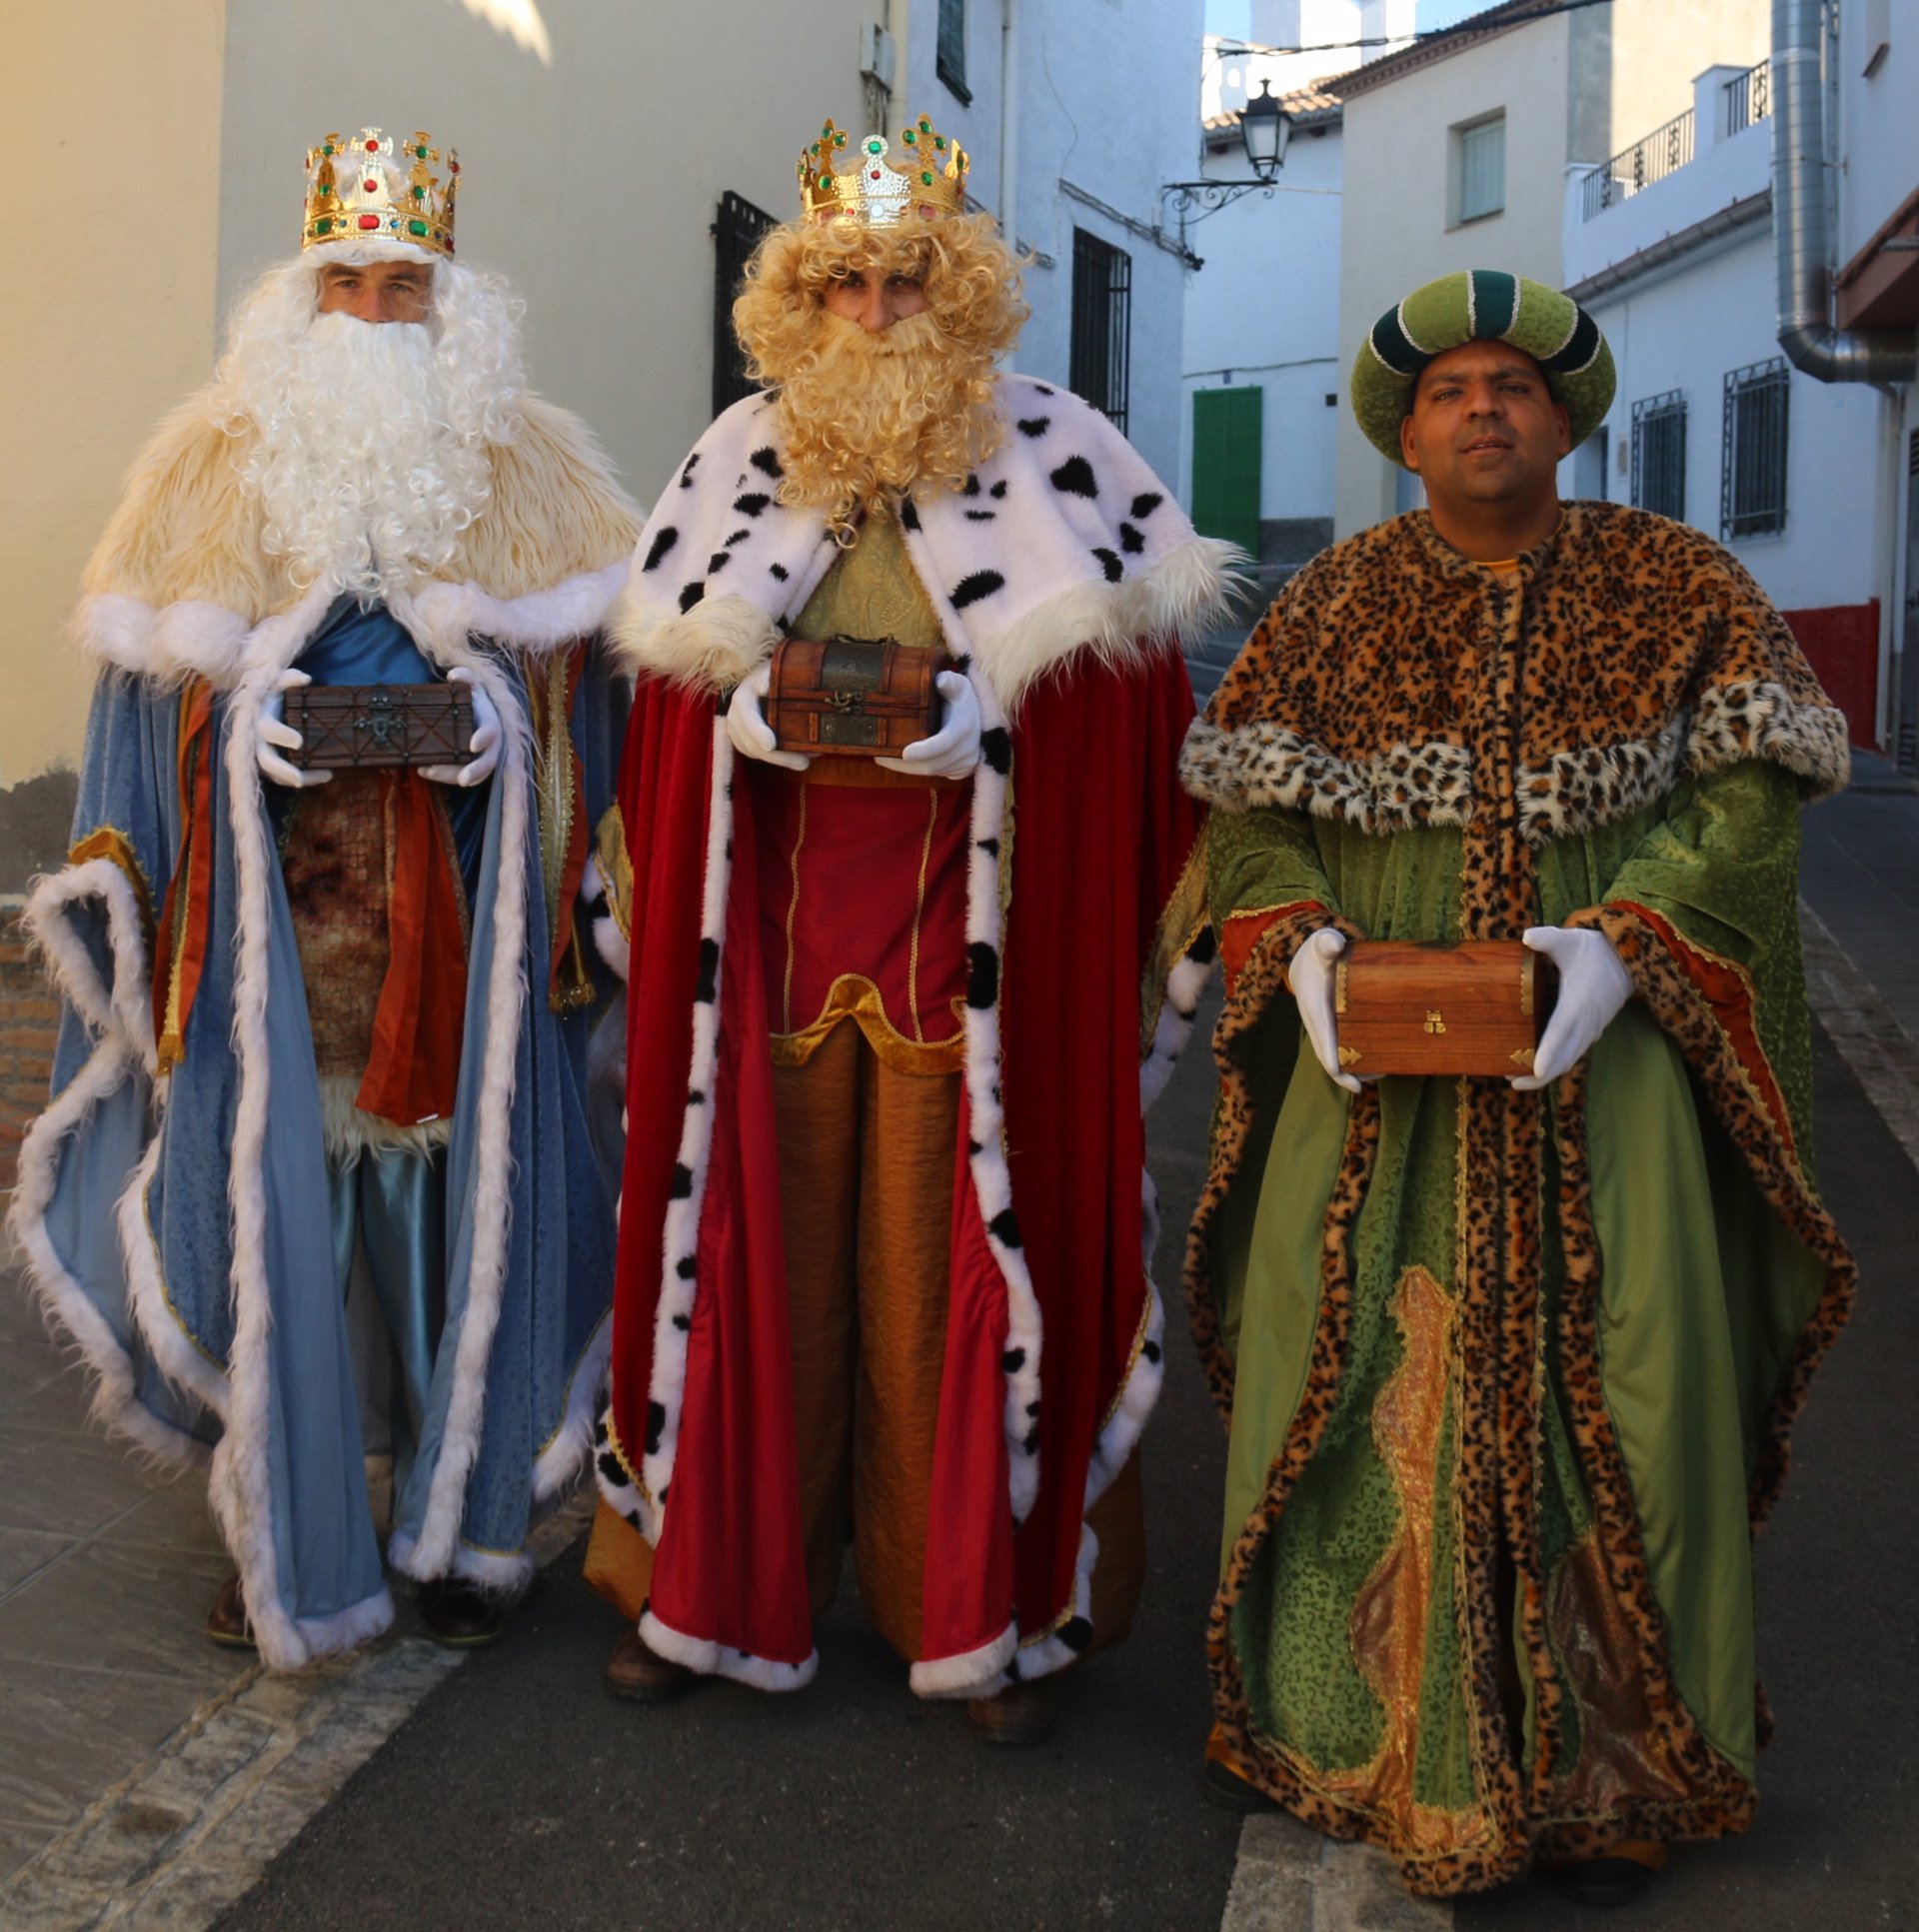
[1582,109,1694,220]
[1579,59,1770,221]
[1723,58,1770,137]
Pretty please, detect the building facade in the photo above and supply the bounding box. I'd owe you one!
[0,0,1205,889]
[1564,0,1917,753]
[1332,0,1770,537]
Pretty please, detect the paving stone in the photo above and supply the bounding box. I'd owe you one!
[96,1856,259,1930]
[0,1815,60,1890]
[0,1540,236,1681]
[127,1710,277,1817]
[35,1798,195,1890]
[0,1525,69,1598]
[0,1860,114,1931]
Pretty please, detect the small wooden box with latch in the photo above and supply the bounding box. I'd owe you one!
[283,683,476,771]
[767,635,947,759]
[1333,940,1558,1078]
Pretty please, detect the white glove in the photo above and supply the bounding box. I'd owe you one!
[877,671,982,779]
[1511,925,1633,1090]
[256,669,333,789]
[1289,927,1360,1094]
[725,662,810,772]
[580,853,605,909]
[420,667,502,787]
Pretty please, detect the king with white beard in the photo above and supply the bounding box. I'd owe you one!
[9,128,643,1666]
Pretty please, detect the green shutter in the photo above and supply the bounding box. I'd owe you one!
[1191,386,1262,558]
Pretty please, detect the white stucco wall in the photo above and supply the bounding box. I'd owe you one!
[1179,116,1343,530]
[902,0,1203,492]
[1582,226,1882,614]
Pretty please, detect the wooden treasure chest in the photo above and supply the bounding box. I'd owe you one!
[284,683,476,771]
[1333,939,1558,1078]
[767,635,948,759]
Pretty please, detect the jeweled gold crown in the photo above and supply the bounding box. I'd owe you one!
[304,127,459,257]
[798,115,968,227]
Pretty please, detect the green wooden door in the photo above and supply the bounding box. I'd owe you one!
[1191,386,1262,558]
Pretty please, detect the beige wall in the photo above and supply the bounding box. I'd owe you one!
[1332,0,1769,538]
[1334,14,1573,536]
[0,0,882,799]
[217,0,883,518]
[0,0,228,788]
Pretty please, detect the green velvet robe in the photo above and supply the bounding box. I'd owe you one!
[1180,505,1855,1897]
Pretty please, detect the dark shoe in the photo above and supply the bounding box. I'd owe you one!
[1550,1841,1667,1908]
[418,1576,507,1648]
[205,1572,256,1650]
[965,1675,1056,1747]
[1199,1723,1277,1811]
[606,1628,697,1703]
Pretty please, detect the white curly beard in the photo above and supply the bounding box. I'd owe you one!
[218,260,523,601]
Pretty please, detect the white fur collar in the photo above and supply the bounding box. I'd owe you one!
[73,563,630,690]
[611,375,1239,716]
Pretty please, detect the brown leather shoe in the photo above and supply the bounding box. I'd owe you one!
[418,1576,507,1648]
[1199,1724,1277,1812]
[206,1571,256,1650]
[965,1675,1056,1746]
[606,1628,698,1703]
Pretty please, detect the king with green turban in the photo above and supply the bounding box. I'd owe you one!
[1176,271,1856,1899]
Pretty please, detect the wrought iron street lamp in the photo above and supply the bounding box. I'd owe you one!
[1159,79,1293,248]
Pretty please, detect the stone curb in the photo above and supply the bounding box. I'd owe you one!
[0,1492,592,1931]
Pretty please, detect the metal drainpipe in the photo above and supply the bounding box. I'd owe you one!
[1772,0,1916,382]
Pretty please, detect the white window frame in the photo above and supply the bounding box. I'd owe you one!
[1451,112,1506,226]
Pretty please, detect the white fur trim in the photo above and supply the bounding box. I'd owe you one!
[383,598,534,1576]
[532,1309,614,1503]
[212,583,336,1670]
[388,1528,535,1597]
[73,594,255,689]
[293,1586,397,1656]
[1138,946,1209,1114]
[973,537,1242,718]
[116,1124,231,1419]
[611,585,781,690]
[409,562,631,664]
[954,664,1044,1526]
[318,1076,453,1162]
[909,1620,1019,1699]
[1013,1522,1098,1683]
[636,716,736,1541]
[639,1605,819,1692]
[20,859,157,1074]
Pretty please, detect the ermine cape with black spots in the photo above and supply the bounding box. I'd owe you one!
[590,375,1232,1693]
[1180,504,1855,1895]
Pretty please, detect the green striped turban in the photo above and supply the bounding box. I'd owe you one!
[1351,269,1615,466]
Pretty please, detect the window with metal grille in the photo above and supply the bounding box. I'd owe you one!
[1455,114,1505,224]
[712,190,776,421]
[1721,358,1790,541]
[1630,392,1687,521]
[938,0,969,102]
[1069,229,1131,434]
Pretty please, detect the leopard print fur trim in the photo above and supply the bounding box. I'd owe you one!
[1205,1087,1379,1816]
[1183,905,1364,1422]
[1569,906,1857,1524]
[1182,687,1846,844]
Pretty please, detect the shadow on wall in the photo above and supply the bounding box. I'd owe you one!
[0,770,79,898]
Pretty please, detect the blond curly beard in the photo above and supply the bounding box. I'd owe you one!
[768,311,1000,540]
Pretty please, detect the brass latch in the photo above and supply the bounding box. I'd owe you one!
[1422,1009,1446,1035]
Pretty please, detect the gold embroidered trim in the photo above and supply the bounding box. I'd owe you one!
[595,803,634,946]
[769,971,965,1076]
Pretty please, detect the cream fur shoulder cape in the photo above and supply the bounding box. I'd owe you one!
[76,389,644,684]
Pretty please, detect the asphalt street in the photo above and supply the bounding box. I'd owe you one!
[215,998,1246,1932]
[207,986,1919,1932]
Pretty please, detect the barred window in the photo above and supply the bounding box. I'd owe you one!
[1069,229,1131,435]
[1721,358,1790,541]
[1630,391,1687,521]
[1455,114,1505,224]
[938,0,969,102]
[712,190,775,421]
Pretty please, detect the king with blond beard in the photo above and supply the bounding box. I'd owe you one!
[9,128,642,1667]
[585,114,1236,1741]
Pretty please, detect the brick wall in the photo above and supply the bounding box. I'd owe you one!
[0,921,59,1193]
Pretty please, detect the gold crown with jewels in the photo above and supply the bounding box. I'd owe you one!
[303,127,459,257]
[798,114,968,227]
